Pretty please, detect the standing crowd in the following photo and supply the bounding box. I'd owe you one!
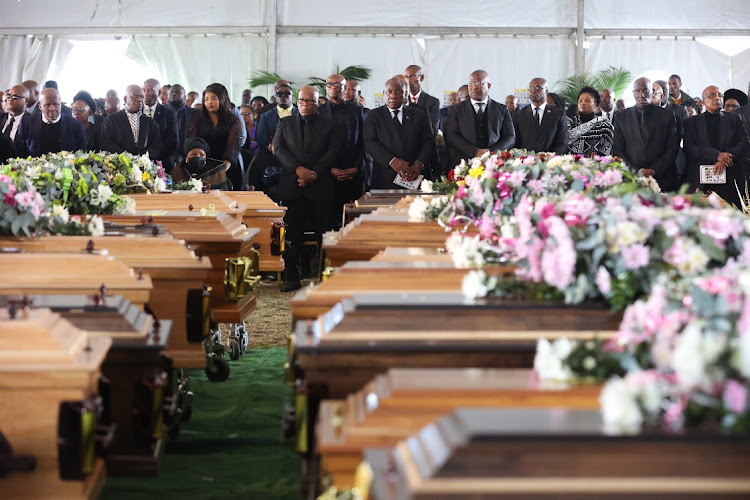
[1,66,749,290]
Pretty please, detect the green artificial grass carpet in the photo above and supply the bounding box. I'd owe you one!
[101,347,300,500]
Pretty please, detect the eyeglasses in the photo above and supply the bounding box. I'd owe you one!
[72,107,89,113]
[5,94,26,100]
[468,81,488,87]
[704,92,723,100]
[240,111,253,116]
[275,91,292,97]
[528,86,545,91]
[632,89,651,96]
[297,98,316,105]
[325,82,343,88]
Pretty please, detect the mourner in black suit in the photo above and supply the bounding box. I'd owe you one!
[101,84,161,159]
[0,134,16,163]
[513,78,568,154]
[273,85,343,292]
[144,79,179,173]
[612,77,679,192]
[443,70,515,167]
[405,65,441,136]
[1,85,31,142]
[167,84,194,164]
[684,85,750,208]
[15,88,86,157]
[318,74,366,217]
[364,78,436,190]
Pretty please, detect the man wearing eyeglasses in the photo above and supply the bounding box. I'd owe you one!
[443,70,515,167]
[15,88,86,157]
[256,82,298,148]
[318,74,366,223]
[273,85,342,292]
[513,78,568,154]
[684,85,750,207]
[613,77,679,191]
[0,85,31,142]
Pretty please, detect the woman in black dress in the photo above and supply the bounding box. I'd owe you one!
[186,83,243,189]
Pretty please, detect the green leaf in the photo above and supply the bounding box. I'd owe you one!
[248,70,293,89]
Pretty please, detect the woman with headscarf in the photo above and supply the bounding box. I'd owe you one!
[72,90,103,151]
[567,86,614,156]
[186,83,243,190]
[172,136,230,191]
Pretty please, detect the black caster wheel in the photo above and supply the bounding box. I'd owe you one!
[229,339,240,361]
[205,356,230,382]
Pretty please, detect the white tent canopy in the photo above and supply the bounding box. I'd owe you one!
[1,0,749,104]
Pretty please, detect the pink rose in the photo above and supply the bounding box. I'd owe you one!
[723,380,748,414]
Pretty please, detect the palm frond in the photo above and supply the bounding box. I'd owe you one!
[336,64,372,82]
[590,66,632,99]
[248,70,292,89]
[307,77,327,95]
[553,73,594,107]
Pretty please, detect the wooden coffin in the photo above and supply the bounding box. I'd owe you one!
[102,211,260,324]
[0,307,111,499]
[371,247,454,264]
[322,214,451,267]
[295,292,617,399]
[318,368,601,489]
[0,294,174,477]
[344,190,422,221]
[365,407,750,499]
[128,190,286,272]
[0,253,152,308]
[1,235,211,368]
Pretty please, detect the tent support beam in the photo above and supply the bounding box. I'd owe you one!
[575,0,585,75]
[268,0,277,74]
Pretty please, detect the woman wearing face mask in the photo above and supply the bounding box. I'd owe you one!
[186,83,243,190]
[567,86,614,156]
[172,136,229,190]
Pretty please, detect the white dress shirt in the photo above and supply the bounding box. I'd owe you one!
[531,101,547,125]
[470,98,489,115]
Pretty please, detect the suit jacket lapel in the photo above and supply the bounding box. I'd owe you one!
[697,114,711,148]
[461,100,477,145]
[538,107,555,140]
[629,108,647,152]
[138,115,148,150]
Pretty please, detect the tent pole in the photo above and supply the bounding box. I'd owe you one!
[268,0,277,74]
[576,0,585,75]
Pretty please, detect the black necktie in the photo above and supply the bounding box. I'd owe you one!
[392,109,402,134]
[2,116,13,137]
[476,102,484,116]
[534,107,540,125]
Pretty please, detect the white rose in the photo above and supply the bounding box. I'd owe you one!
[534,338,572,381]
[420,179,433,193]
[129,165,143,184]
[600,377,643,435]
[96,184,114,208]
[87,215,104,237]
[407,196,429,221]
[672,323,706,390]
[121,196,136,215]
[461,270,488,299]
[52,204,69,223]
[153,178,167,192]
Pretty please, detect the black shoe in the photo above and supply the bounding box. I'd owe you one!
[281,281,302,293]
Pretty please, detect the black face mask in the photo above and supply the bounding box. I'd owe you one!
[186,156,206,170]
[169,99,184,109]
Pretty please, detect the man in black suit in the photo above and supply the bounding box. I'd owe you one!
[15,88,86,157]
[318,73,366,220]
[364,78,436,190]
[513,78,568,154]
[443,70,515,167]
[655,80,689,185]
[598,88,617,122]
[613,77,679,191]
[684,85,750,208]
[0,85,30,142]
[734,81,750,135]
[101,84,161,159]
[167,84,193,167]
[273,85,343,292]
[37,81,72,116]
[405,65,440,136]
[143,78,179,173]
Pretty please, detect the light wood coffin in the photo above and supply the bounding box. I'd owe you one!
[0,307,111,500]
[365,407,750,499]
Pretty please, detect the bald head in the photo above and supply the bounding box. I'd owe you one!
[39,88,61,122]
[457,85,469,102]
[298,85,320,117]
[385,78,407,110]
[633,77,652,109]
[22,80,39,106]
[7,85,30,116]
[528,77,548,106]
[325,73,345,103]
[702,85,723,113]
[343,80,361,103]
[143,78,161,106]
[404,65,424,95]
[124,84,145,113]
[469,70,491,101]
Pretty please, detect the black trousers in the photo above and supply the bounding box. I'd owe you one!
[281,197,333,283]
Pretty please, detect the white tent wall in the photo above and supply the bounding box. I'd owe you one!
[585,37,731,101]
[278,0,576,27]
[2,0,268,28]
[585,0,750,30]
[275,35,422,105]
[125,35,268,103]
[0,35,74,90]
[425,36,575,104]
[732,49,750,94]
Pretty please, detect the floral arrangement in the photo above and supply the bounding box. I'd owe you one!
[535,259,750,434]
[410,150,656,227]
[170,178,204,192]
[0,173,103,237]
[2,151,170,214]
[460,189,747,311]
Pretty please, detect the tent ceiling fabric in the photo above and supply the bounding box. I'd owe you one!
[585,0,750,30]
